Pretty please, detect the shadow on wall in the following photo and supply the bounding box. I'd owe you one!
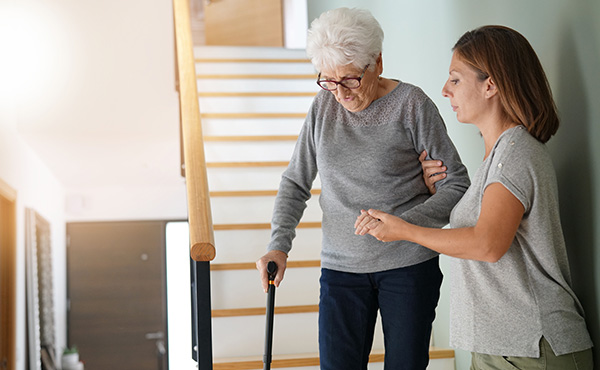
[551,23,599,364]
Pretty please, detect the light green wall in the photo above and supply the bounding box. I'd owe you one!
[306,1,600,369]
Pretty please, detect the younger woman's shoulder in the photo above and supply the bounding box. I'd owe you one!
[499,126,547,156]
[495,126,554,175]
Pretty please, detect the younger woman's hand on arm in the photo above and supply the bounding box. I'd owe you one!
[420,150,447,195]
[356,183,524,262]
[354,209,409,242]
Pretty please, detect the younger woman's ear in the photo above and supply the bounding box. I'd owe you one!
[484,77,498,99]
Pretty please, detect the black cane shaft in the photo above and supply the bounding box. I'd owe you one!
[263,261,278,370]
[263,283,276,369]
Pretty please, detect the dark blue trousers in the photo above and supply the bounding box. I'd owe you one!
[318,257,442,370]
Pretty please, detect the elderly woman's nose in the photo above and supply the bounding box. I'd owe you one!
[335,84,351,95]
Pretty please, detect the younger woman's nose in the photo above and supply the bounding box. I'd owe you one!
[441,82,451,98]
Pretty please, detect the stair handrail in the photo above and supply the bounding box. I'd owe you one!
[172,0,216,262]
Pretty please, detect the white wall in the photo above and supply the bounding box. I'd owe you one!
[8,0,184,223]
[306,1,600,369]
[283,0,308,49]
[0,0,183,368]
[0,107,67,369]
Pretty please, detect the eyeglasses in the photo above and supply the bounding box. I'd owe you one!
[316,64,370,91]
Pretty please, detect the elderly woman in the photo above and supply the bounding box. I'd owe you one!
[356,25,594,369]
[256,7,470,370]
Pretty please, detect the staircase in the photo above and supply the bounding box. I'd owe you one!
[194,45,455,370]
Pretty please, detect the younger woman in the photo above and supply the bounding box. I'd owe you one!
[355,25,593,369]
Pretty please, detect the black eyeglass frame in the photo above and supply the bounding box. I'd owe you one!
[316,64,370,91]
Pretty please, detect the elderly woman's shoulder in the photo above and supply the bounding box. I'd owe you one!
[312,88,336,104]
[394,80,428,98]
[393,80,436,108]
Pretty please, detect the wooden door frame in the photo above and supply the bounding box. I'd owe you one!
[0,178,17,370]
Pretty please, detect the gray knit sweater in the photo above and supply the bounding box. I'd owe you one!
[268,81,470,273]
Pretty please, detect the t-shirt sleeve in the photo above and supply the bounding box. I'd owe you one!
[485,132,536,213]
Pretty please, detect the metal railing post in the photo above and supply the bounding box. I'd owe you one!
[191,259,213,369]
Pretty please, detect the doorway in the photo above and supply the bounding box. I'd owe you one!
[189,0,307,48]
[0,179,16,370]
[164,222,196,370]
[203,0,284,46]
[66,221,168,370]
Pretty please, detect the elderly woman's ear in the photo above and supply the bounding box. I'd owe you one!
[375,53,383,75]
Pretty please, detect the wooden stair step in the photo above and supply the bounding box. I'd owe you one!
[204,135,298,142]
[209,189,320,197]
[211,260,320,271]
[195,58,311,64]
[206,161,289,168]
[213,348,455,369]
[213,304,318,317]
[198,92,316,97]
[213,222,321,231]
[197,74,317,80]
[201,112,306,119]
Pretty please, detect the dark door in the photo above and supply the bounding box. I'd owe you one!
[67,221,168,370]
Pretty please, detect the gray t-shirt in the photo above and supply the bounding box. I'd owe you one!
[268,81,470,273]
[449,125,593,356]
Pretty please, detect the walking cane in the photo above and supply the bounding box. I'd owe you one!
[263,261,278,370]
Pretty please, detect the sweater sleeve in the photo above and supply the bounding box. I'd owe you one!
[399,97,470,227]
[267,107,319,254]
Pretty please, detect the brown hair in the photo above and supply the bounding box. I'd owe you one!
[453,25,559,143]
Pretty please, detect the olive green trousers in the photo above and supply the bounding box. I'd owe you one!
[470,337,593,370]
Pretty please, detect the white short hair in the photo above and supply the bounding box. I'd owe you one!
[306,7,384,72]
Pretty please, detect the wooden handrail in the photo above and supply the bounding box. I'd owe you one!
[173,0,215,262]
